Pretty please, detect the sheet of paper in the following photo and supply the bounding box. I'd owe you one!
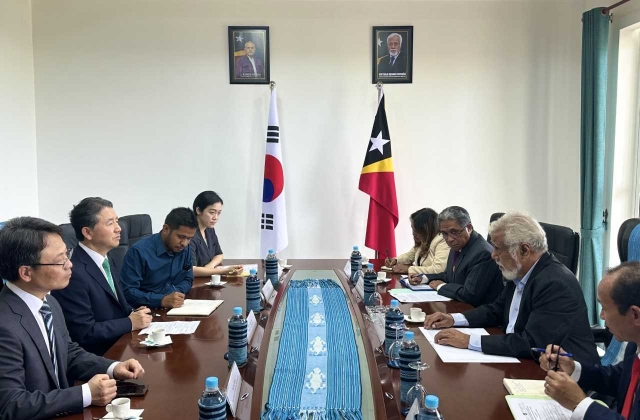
[419,327,520,363]
[262,280,274,301]
[400,276,435,291]
[166,299,223,316]
[405,398,420,420]
[139,321,201,335]
[503,379,546,396]
[505,395,571,420]
[247,310,257,342]
[226,362,242,417]
[389,289,450,302]
[267,291,277,307]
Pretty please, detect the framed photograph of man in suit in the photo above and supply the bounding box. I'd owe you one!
[228,26,270,85]
[372,26,413,84]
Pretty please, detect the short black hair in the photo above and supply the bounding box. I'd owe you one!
[0,217,62,282]
[193,191,223,215]
[608,261,640,315]
[69,197,113,241]
[165,207,198,231]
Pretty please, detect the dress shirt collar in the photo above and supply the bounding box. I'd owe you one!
[78,242,107,267]
[513,257,540,291]
[5,281,47,317]
[153,232,172,257]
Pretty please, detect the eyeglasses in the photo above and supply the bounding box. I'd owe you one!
[440,227,468,239]
[32,249,72,269]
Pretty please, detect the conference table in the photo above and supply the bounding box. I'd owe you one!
[63,259,545,420]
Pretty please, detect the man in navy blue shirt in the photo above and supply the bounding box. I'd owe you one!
[121,208,197,309]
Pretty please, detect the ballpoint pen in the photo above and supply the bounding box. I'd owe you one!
[531,347,573,357]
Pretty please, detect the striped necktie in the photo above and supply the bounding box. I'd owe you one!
[102,259,118,299]
[39,300,60,388]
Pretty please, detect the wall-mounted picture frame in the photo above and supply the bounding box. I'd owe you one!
[372,26,413,84]
[229,26,270,85]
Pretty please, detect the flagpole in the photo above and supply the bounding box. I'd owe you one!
[374,81,385,260]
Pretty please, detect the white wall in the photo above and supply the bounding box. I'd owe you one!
[0,0,38,221]
[31,0,583,258]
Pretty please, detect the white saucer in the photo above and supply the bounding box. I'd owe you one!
[377,277,392,283]
[404,315,425,324]
[204,281,227,287]
[140,336,173,347]
[281,265,293,270]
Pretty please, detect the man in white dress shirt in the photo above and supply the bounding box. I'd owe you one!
[0,217,145,420]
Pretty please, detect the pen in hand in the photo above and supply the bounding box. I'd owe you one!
[531,347,573,357]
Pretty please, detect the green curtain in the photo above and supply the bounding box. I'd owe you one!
[579,8,609,325]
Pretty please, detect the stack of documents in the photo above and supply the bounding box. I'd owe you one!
[418,327,520,363]
[167,299,223,316]
[389,289,450,303]
[139,321,201,335]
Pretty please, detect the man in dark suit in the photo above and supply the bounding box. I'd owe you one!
[425,211,599,364]
[541,261,640,419]
[422,206,504,306]
[52,198,152,355]
[377,32,408,75]
[0,217,145,420]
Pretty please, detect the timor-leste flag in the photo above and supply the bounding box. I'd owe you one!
[358,88,399,257]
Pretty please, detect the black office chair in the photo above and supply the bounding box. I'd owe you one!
[118,214,153,246]
[107,220,130,276]
[487,213,580,275]
[59,223,79,250]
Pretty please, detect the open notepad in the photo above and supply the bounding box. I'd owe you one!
[503,379,546,396]
[167,299,223,316]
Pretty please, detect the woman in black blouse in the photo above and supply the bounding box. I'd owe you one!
[189,191,242,277]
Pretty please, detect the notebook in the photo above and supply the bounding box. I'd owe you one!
[167,299,223,316]
[399,276,435,291]
[503,378,546,396]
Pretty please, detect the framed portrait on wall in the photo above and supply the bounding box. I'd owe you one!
[372,26,413,84]
[228,26,270,84]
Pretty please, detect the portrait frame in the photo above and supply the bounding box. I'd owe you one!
[372,26,413,84]
[228,26,270,85]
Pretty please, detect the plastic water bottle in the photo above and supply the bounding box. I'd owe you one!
[399,331,422,412]
[198,376,227,420]
[227,307,247,368]
[350,246,362,283]
[265,248,279,286]
[384,299,404,354]
[417,395,444,420]
[363,263,377,307]
[246,268,262,314]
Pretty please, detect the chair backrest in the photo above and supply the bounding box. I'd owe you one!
[107,219,130,276]
[118,214,153,246]
[59,223,79,250]
[617,218,640,263]
[487,213,580,274]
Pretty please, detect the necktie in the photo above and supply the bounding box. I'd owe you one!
[622,357,640,419]
[452,251,462,273]
[102,259,118,299]
[39,300,60,388]
[390,56,396,65]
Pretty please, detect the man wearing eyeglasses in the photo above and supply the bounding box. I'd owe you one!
[420,206,503,306]
[51,198,152,356]
[0,217,145,420]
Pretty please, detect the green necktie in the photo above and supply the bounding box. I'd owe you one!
[102,259,118,299]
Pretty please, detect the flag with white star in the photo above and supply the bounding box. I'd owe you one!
[358,88,399,257]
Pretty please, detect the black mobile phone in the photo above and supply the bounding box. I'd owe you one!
[115,380,148,397]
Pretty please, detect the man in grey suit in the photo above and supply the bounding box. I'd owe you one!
[0,217,145,420]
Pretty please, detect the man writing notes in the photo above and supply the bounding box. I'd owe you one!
[422,206,504,306]
[425,211,599,364]
[121,207,197,309]
[0,217,145,420]
[52,197,152,355]
[541,262,640,420]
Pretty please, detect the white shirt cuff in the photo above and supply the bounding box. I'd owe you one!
[451,313,469,327]
[436,283,445,291]
[468,334,482,351]
[82,383,91,407]
[570,397,594,420]
[107,362,120,378]
[571,361,582,381]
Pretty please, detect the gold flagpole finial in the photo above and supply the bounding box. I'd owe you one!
[270,81,276,90]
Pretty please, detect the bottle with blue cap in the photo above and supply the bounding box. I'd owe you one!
[198,376,227,420]
[384,299,404,355]
[227,307,248,368]
[399,331,422,413]
[246,268,262,314]
[265,248,279,286]
[418,395,444,420]
[349,246,362,283]
[363,263,377,307]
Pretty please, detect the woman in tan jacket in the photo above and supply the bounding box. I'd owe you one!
[385,208,450,282]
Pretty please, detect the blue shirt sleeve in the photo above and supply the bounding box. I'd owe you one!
[173,252,194,295]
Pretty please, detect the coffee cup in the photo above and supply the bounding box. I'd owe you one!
[377,271,387,280]
[106,397,130,418]
[211,274,221,285]
[279,259,288,267]
[150,328,165,344]
[410,308,425,321]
